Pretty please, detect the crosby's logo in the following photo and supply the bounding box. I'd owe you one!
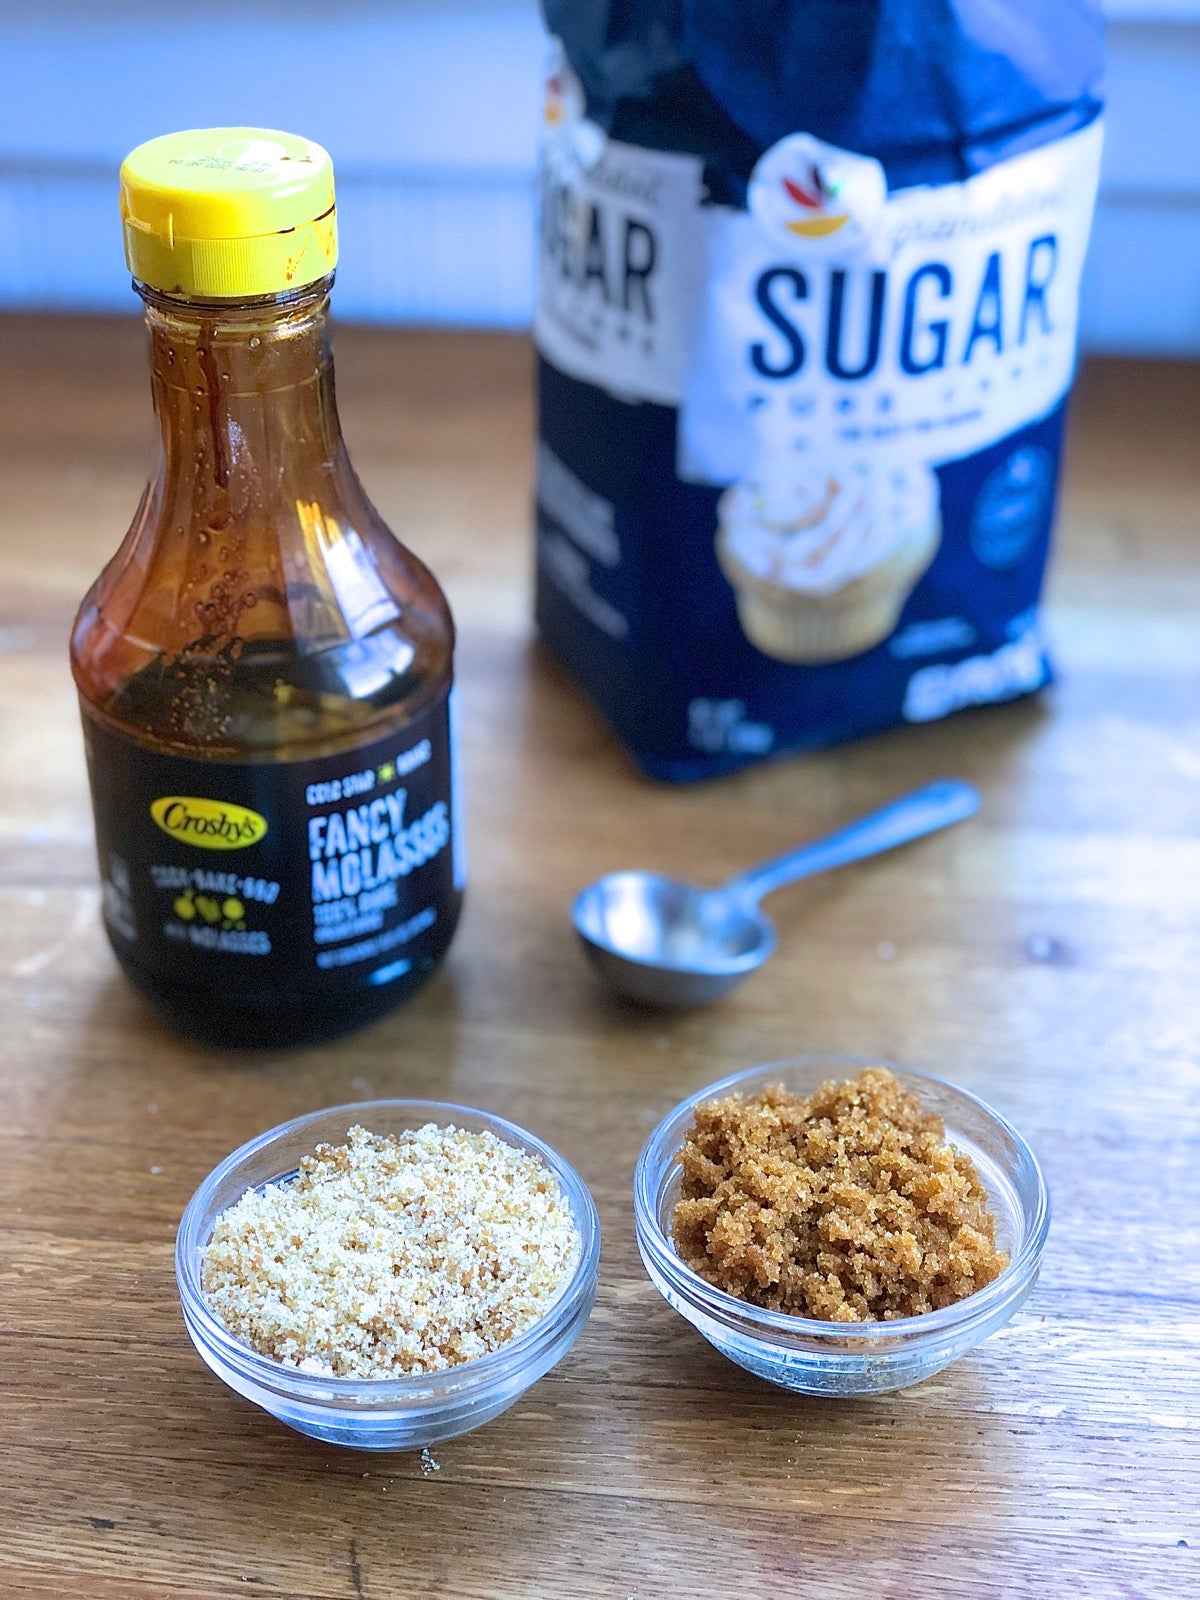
[150,796,268,851]
[750,133,887,258]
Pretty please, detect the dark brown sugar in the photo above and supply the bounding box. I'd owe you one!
[672,1068,1008,1322]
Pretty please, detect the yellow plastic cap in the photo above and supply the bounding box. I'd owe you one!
[120,127,337,299]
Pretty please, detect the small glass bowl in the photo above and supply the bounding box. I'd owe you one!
[176,1100,601,1449]
[633,1057,1049,1397]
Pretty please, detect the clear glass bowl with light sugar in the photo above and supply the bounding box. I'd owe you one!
[176,1100,600,1448]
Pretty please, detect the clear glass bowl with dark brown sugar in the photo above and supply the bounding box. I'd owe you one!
[633,1057,1049,1396]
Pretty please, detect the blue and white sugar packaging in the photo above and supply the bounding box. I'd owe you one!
[534,0,1105,780]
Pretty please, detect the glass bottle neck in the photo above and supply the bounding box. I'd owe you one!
[73,273,456,759]
[140,276,345,506]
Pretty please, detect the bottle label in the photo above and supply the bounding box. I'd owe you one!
[83,690,460,1001]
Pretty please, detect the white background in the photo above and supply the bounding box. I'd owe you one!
[0,0,1197,352]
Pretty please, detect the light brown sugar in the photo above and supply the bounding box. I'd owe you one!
[202,1124,580,1377]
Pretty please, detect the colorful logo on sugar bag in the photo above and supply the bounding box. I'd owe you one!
[749,133,888,258]
[543,41,586,130]
[544,68,566,125]
[542,42,607,174]
[780,162,849,239]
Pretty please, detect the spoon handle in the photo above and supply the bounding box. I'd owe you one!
[727,779,980,905]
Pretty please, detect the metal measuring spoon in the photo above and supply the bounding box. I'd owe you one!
[572,778,979,1007]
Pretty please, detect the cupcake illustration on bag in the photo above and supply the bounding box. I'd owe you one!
[714,135,939,664]
[716,452,941,663]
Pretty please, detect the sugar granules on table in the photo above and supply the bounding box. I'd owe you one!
[202,1124,580,1377]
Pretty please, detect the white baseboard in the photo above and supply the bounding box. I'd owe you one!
[1,4,1198,351]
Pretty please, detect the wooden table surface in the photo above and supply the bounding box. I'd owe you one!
[0,318,1196,1599]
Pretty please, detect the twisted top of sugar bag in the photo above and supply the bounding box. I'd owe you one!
[543,0,1104,192]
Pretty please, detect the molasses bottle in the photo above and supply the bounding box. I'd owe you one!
[71,129,463,1046]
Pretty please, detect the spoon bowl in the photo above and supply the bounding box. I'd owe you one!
[573,872,775,1008]
[572,779,979,1008]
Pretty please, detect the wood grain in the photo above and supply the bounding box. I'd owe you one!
[0,316,1196,1599]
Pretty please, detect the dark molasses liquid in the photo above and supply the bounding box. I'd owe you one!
[72,279,463,1047]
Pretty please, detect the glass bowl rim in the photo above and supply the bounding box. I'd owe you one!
[176,1097,601,1401]
[633,1054,1050,1342]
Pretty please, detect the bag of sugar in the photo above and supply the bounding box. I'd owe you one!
[535,0,1104,779]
